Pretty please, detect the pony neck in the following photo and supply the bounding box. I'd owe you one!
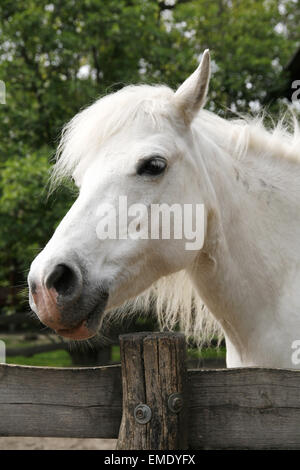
[188,111,300,368]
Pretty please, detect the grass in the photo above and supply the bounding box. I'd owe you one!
[5,346,225,368]
[1,333,73,367]
[111,344,121,362]
[187,346,226,359]
[6,350,72,367]
[1,334,226,367]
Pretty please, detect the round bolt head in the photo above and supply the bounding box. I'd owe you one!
[134,404,152,424]
[168,392,183,413]
[173,397,182,411]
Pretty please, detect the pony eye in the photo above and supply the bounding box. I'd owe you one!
[137,156,167,176]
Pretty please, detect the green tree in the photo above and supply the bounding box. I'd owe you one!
[171,0,298,113]
[0,146,75,310]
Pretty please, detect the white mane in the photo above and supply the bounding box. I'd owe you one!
[52,83,300,347]
[198,107,300,163]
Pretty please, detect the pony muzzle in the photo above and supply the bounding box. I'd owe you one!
[28,262,94,339]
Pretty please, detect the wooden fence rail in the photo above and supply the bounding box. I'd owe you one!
[1,331,300,449]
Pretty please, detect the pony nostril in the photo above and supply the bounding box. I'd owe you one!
[45,264,78,297]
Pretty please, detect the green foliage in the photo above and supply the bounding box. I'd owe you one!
[0,0,299,312]
[0,146,76,294]
[0,0,178,152]
[172,0,298,113]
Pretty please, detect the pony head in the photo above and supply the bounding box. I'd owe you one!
[28,51,213,340]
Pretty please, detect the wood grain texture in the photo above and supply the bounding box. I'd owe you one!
[117,332,188,450]
[188,367,300,449]
[143,332,188,450]
[116,332,149,450]
[0,363,122,438]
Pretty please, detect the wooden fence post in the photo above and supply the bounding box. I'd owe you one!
[116,331,188,450]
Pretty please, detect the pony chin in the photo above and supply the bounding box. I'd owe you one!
[55,321,96,340]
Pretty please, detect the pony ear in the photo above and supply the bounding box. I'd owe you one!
[174,49,211,121]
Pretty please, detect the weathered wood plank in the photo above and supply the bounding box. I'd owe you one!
[2,362,300,448]
[0,363,122,438]
[188,367,300,450]
[116,332,149,449]
[143,333,188,449]
[117,332,188,450]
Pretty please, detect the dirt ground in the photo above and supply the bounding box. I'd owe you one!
[0,437,117,450]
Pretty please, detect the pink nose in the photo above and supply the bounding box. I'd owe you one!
[29,263,90,339]
[32,283,61,329]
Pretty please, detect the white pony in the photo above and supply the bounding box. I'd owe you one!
[28,50,300,368]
